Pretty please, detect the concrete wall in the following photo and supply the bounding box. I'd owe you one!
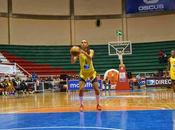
[12,0,70,15]
[0,0,175,45]
[74,19,122,45]
[10,18,71,45]
[0,0,7,12]
[127,14,175,43]
[74,0,122,15]
[0,17,8,44]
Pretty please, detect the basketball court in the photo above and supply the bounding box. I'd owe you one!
[0,88,175,130]
[0,0,175,129]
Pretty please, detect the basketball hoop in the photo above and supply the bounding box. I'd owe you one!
[118,51,123,66]
[108,41,132,66]
[107,40,132,90]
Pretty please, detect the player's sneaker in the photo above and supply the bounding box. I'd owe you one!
[97,104,102,111]
[80,104,84,112]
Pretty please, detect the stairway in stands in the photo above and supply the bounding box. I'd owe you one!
[1,51,76,76]
[0,52,27,79]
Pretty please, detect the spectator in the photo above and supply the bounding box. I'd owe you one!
[103,78,111,91]
[35,78,40,90]
[159,50,167,64]
[52,76,61,91]
[2,79,8,96]
[26,75,32,82]
[6,78,15,95]
[20,80,28,94]
[136,73,141,89]
[32,72,38,82]
[46,76,54,90]
[158,69,163,77]
[129,78,134,90]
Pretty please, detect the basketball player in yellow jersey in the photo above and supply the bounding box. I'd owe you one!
[168,50,175,92]
[71,40,102,111]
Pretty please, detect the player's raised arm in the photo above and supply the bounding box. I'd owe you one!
[71,55,78,64]
[70,46,80,64]
[80,49,94,60]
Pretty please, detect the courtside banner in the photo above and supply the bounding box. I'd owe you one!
[126,0,175,14]
[68,80,102,90]
[145,78,171,87]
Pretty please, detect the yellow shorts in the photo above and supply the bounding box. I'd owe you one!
[80,70,96,81]
[170,70,175,80]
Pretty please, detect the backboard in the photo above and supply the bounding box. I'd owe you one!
[108,41,132,56]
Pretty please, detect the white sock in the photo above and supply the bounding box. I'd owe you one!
[79,96,83,106]
[96,95,100,105]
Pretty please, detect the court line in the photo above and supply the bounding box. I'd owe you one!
[71,95,151,100]
[0,107,166,114]
[102,95,150,98]
[0,126,123,130]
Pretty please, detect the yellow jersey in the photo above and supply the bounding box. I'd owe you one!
[79,49,96,81]
[170,57,175,80]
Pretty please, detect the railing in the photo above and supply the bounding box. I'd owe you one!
[0,62,31,76]
[26,81,62,92]
[0,62,17,75]
[15,63,31,76]
[132,71,158,75]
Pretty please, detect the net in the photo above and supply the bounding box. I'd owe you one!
[108,41,132,56]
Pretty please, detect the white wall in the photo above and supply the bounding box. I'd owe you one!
[74,19,122,45]
[10,18,71,45]
[0,17,8,44]
[74,0,122,15]
[12,0,70,15]
[1,0,175,45]
[0,0,7,12]
[127,14,175,43]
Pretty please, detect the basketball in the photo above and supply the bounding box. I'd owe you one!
[70,46,80,56]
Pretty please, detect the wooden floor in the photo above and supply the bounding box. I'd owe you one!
[0,88,175,113]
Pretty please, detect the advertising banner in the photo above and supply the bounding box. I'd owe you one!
[145,77,171,87]
[68,80,102,90]
[126,0,175,14]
